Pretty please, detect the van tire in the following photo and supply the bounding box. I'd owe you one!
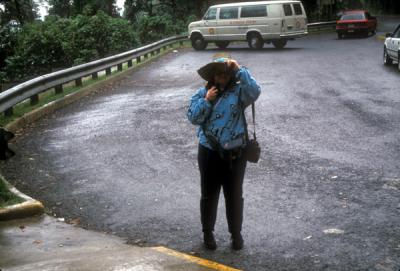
[272,40,287,49]
[215,41,230,49]
[191,35,208,51]
[247,33,264,50]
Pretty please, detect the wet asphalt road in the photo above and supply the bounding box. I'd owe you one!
[1,32,400,270]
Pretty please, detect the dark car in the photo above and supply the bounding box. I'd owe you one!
[336,10,377,39]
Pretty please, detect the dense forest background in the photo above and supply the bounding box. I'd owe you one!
[1,0,399,88]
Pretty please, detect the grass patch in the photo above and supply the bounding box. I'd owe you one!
[0,41,190,127]
[0,176,24,208]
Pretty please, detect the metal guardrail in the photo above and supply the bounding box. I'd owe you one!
[307,21,337,32]
[0,35,187,116]
[0,22,337,117]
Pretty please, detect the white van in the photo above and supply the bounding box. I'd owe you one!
[188,1,308,50]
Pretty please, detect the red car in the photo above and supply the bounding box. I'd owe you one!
[336,10,377,39]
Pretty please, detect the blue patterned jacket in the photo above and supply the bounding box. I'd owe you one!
[187,66,261,150]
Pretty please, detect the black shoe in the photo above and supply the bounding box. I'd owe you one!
[203,231,217,250]
[231,233,244,250]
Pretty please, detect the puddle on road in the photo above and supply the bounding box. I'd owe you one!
[382,178,400,191]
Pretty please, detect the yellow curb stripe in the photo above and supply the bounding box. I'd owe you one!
[152,246,242,271]
[376,35,385,41]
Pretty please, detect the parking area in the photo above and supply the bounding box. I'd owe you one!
[1,32,399,270]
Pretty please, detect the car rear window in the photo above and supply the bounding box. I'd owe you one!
[241,5,267,18]
[220,7,239,20]
[293,4,303,15]
[340,13,365,20]
[283,4,293,16]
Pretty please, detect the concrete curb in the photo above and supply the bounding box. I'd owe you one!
[0,174,44,221]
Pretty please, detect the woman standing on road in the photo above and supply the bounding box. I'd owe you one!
[187,54,261,250]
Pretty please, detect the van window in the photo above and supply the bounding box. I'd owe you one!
[283,4,293,16]
[219,7,239,20]
[293,4,303,15]
[241,5,267,18]
[204,8,217,20]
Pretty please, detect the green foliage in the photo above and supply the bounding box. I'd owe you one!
[48,0,72,18]
[0,0,39,25]
[136,12,176,43]
[1,11,139,83]
[0,24,20,83]
[0,176,24,208]
[72,0,118,17]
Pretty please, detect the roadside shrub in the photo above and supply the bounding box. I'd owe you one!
[2,11,140,83]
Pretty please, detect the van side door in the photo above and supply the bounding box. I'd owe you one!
[202,7,218,41]
[267,4,284,39]
[216,6,240,41]
[240,5,268,39]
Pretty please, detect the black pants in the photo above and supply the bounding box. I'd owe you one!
[197,144,247,235]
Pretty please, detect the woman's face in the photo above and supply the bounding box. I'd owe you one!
[214,73,231,89]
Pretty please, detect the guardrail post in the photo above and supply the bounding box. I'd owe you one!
[92,72,98,80]
[128,60,133,67]
[106,68,112,76]
[117,64,123,71]
[30,94,39,106]
[55,85,63,94]
[157,49,160,54]
[180,41,184,47]
[75,78,82,87]
[136,56,141,64]
[4,107,13,117]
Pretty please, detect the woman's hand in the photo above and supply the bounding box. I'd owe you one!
[205,86,218,102]
[227,59,240,73]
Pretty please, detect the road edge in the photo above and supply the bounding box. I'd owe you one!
[0,173,44,221]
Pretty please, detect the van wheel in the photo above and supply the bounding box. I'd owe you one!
[191,35,208,51]
[215,41,230,49]
[247,33,264,49]
[272,40,287,49]
[383,47,392,65]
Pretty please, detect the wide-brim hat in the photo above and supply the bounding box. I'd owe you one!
[197,53,232,82]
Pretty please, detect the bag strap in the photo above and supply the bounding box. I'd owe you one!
[251,102,257,140]
[238,85,257,141]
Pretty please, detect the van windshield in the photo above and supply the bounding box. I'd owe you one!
[204,8,217,20]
